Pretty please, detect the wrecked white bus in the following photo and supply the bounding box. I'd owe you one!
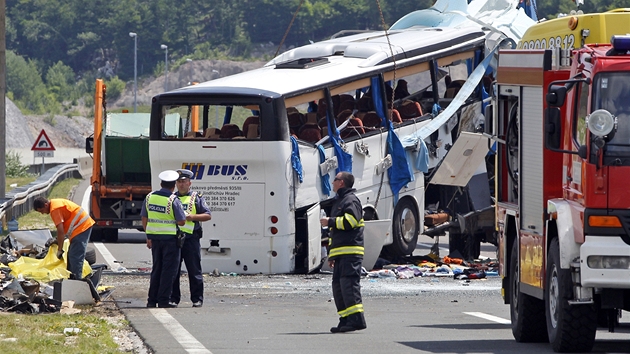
[147,2,534,274]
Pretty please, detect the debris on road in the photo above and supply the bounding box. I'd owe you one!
[365,254,499,280]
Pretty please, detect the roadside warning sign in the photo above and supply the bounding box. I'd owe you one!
[31,129,56,151]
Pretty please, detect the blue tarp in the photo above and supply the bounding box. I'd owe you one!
[325,104,352,174]
[371,77,412,203]
[290,136,303,183]
[318,144,332,196]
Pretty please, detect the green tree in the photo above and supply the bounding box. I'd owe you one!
[46,61,76,103]
[104,76,126,100]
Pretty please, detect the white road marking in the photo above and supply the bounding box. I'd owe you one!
[464,312,511,324]
[92,242,124,272]
[150,309,212,353]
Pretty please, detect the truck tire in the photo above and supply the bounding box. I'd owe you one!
[385,198,419,256]
[546,238,596,352]
[85,247,96,265]
[103,228,118,243]
[90,228,103,242]
[509,241,548,342]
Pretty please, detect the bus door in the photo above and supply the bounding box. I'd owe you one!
[305,203,322,273]
[363,220,392,271]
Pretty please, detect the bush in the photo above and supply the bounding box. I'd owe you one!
[6,150,30,177]
[104,76,125,100]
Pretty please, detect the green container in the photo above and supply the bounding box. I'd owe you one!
[104,137,150,184]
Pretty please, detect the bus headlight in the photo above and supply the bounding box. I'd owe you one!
[587,255,630,269]
[586,109,616,137]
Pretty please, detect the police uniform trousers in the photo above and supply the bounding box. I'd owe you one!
[148,238,181,306]
[171,230,204,304]
[332,255,367,327]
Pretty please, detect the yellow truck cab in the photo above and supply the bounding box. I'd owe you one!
[519,8,630,50]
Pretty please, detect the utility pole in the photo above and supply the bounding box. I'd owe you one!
[0,0,7,199]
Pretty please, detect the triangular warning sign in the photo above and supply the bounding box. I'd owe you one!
[31,129,56,151]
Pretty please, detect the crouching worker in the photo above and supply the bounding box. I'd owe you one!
[33,197,95,279]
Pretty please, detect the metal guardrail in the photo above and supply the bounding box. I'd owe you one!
[0,164,83,225]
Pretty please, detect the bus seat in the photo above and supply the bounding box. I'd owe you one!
[354,111,366,120]
[398,100,423,120]
[336,109,354,126]
[389,109,402,123]
[246,124,259,139]
[444,87,459,98]
[204,128,221,138]
[220,124,242,139]
[331,95,342,116]
[341,118,365,139]
[184,131,197,139]
[305,112,318,124]
[361,111,382,128]
[338,99,356,113]
[357,95,373,112]
[242,116,260,137]
[317,99,328,118]
[298,123,322,143]
[286,107,299,115]
[288,112,305,130]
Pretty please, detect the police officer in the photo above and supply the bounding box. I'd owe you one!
[142,170,187,308]
[170,169,211,308]
[320,171,367,333]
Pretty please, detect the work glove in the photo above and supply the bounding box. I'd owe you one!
[56,249,64,260]
[45,238,57,247]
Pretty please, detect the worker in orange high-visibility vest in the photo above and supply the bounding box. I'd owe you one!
[34,197,95,279]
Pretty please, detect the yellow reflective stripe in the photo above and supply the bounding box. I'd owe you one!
[328,246,364,257]
[334,214,364,230]
[345,213,359,228]
[337,303,364,317]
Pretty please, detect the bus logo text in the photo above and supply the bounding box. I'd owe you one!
[181,163,248,180]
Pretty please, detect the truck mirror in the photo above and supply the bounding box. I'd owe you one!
[484,104,493,135]
[86,137,94,154]
[544,107,562,149]
[546,86,567,107]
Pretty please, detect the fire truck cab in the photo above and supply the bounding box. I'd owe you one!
[492,36,630,352]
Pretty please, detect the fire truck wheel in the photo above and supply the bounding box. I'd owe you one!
[545,238,596,352]
[85,247,96,265]
[385,198,419,256]
[509,241,548,342]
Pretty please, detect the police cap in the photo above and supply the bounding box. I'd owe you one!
[177,169,194,180]
[158,170,179,182]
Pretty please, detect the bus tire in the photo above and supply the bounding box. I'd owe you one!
[386,198,419,256]
[509,241,548,342]
[103,228,118,243]
[85,247,97,265]
[546,238,596,352]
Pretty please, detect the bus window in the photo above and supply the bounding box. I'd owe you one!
[161,104,262,140]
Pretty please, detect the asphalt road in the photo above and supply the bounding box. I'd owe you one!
[76,179,630,354]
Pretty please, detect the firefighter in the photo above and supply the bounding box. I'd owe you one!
[142,170,187,308]
[33,197,95,280]
[320,171,367,333]
[170,169,211,308]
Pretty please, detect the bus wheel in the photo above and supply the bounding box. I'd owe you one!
[386,198,419,256]
[103,229,118,243]
[509,241,547,342]
[546,238,596,352]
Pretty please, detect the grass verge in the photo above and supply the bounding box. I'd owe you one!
[0,309,121,353]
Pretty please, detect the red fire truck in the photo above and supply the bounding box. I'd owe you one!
[493,35,630,351]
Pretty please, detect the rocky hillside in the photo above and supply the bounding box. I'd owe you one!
[6,59,266,150]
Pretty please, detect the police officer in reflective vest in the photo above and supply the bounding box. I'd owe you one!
[170,169,211,308]
[320,171,367,333]
[142,170,187,308]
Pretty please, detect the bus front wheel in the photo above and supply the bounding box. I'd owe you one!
[385,198,419,256]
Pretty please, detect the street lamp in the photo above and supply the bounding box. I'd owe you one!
[160,44,168,91]
[129,32,137,113]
